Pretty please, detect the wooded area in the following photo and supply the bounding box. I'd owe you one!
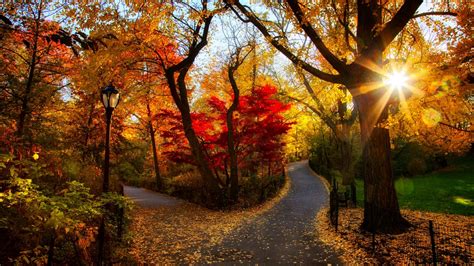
[0,0,472,264]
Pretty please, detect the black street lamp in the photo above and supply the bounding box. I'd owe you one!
[98,84,120,265]
[100,84,120,193]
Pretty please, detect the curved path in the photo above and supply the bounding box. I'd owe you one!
[124,186,185,208]
[200,161,340,264]
[125,161,340,264]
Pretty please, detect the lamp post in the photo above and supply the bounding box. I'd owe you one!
[98,84,120,265]
[100,84,120,193]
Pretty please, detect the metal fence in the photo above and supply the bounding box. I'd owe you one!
[328,190,473,263]
[402,220,473,264]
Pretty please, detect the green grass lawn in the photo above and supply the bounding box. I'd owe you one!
[354,156,474,216]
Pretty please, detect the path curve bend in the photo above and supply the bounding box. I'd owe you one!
[125,161,341,264]
[201,160,341,264]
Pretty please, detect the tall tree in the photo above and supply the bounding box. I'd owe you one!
[226,45,254,201]
[226,0,458,231]
[157,1,226,206]
[0,1,74,140]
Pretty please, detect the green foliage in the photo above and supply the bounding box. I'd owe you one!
[113,139,150,187]
[308,131,349,184]
[116,161,141,185]
[0,154,133,264]
[238,173,286,207]
[392,140,448,177]
[308,134,333,180]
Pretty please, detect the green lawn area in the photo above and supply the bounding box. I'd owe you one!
[354,156,474,216]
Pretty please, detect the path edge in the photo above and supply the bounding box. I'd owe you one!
[305,160,330,193]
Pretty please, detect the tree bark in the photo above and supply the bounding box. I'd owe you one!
[82,97,95,161]
[147,102,161,188]
[163,67,223,205]
[355,90,409,233]
[339,138,354,188]
[161,7,223,207]
[336,98,355,187]
[179,107,222,205]
[227,66,240,202]
[351,0,419,232]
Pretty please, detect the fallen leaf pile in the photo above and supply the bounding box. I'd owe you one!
[127,176,290,264]
[316,207,474,264]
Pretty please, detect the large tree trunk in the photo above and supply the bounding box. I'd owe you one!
[180,109,223,205]
[147,103,162,188]
[160,11,223,207]
[355,90,409,233]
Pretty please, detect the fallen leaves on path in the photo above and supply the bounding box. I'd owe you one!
[316,207,474,264]
[128,176,290,264]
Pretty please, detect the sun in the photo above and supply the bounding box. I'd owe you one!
[385,70,409,91]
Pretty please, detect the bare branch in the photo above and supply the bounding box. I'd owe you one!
[226,0,344,84]
[412,11,457,19]
[287,0,348,74]
[365,0,423,55]
[439,122,473,133]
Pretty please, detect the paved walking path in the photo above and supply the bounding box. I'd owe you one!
[125,161,341,264]
[124,186,185,208]
[200,161,341,264]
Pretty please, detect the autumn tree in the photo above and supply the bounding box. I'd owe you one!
[0,1,76,141]
[135,1,228,205]
[225,0,463,231]
[224,45,255,201]
[127,73,170,188]
[159,84,292,195]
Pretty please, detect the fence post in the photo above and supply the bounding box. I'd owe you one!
[335,198,339,232]
[429,220,437,265]
[372,225,376,254]
[47,234,55,266]
[117,183,125,241]
[329,180,339,231]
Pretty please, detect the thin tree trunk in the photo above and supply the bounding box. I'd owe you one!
[161,11,223,207]
[227,64,240,202]
[147,103,161,188]
[82,98,95,161]
[340,138,353,186]
[17,3,42,138]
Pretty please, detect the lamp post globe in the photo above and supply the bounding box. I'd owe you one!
[101,84,120,109]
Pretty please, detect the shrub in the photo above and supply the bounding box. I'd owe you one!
[0,153,132,264]
[406,157,428,176]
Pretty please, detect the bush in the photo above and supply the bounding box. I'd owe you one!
[0,153,132,264]
[238,172,285,207]
[391,140,445,177]
[406,157,428,176]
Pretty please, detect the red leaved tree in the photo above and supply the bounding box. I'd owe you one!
[159,85,292,197]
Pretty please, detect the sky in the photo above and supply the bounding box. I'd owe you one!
[192,1,457,94]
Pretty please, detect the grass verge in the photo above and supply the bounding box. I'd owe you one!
[353,156,474,215]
